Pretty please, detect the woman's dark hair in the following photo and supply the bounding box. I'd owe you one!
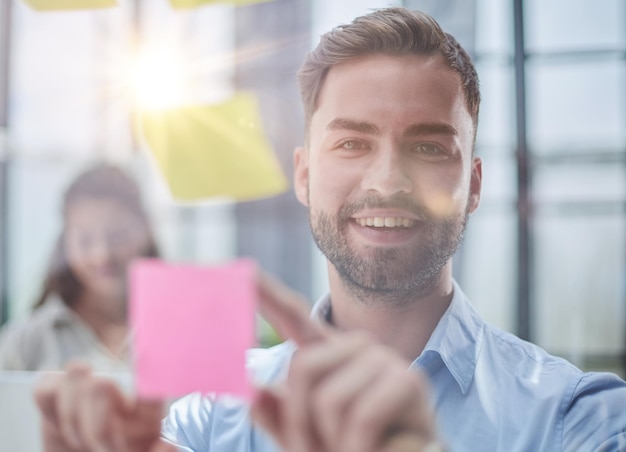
[33,165,159,310]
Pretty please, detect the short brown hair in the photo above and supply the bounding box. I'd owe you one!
[297,7,480,132]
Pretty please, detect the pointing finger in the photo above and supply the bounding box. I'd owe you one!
[257,270,328,346]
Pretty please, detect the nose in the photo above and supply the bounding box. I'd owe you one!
[360,149,413,196]
[88,238,114,265]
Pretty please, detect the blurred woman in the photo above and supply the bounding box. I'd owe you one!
[0,165,159,371]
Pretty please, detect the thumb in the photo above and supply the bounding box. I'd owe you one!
[381,433,445,452]
[257,269,327,346]
[150,440,178,452]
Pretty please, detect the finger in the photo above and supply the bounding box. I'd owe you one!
[34,372,70,452]
[150,440,179,452]
[123,399,167,449]
[285,332,372,452]
[250,386,289,450]
[57,363,92,450]
[257,270,327,346]
[379,433,435,452]
[341,370,435,452]
[78,378,131,451]
[312,345,391,450]
[34,372,63,429]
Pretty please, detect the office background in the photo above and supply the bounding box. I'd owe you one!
[0,0,624,375]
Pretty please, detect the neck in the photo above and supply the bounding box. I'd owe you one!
[72,293,129,356]
[327,263,454,362]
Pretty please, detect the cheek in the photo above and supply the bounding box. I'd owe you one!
[308,159,357,209]
[119,243,147,261]
[122,230,152,259]
[65,253,91,283]
[418,165,470,217]
[64,242,86,269]
[108,247,141,267]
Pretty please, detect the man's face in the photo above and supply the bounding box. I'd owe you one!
[294,53,482,296]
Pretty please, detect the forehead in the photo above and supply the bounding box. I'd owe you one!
[311,53,472,139]
[65,198,136,225]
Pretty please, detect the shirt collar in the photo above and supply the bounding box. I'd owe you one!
[311,292,332,323]
[415,280,484,394]
[310,280,484,394]
[36,295,79,328]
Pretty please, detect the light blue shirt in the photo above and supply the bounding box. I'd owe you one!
[162,282,626,451]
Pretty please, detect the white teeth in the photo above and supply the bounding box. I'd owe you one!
[356,217,415,228]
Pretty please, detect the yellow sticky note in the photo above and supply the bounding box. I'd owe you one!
[169,0,273,8]
[139,93,288,202]
[22,0,116,10]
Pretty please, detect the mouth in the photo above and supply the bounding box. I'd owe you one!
[354,216,416,228]
[95,265,123,278]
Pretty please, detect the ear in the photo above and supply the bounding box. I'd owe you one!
[293,146,309,207]
[468,156,482,214]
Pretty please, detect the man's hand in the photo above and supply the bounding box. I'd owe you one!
[34,362,175,452]
[252,271,444,452]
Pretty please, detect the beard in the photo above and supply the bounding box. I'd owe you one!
[309,194,469,302]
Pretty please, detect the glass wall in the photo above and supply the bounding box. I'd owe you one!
[455,0,519,334]
[0,0,624,375]
[461,0,625,375]
[2,0,239,321]
[525,0,626,374]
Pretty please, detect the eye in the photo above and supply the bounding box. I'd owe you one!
[411,143,449,159]
[338,140,368,151]
[107,229,131,247]
[413,143,441,155]
[75,234,94,250]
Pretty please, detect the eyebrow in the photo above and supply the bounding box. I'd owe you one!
[326,118,380,135]
[326,118,457,137]
[404,122,458,137]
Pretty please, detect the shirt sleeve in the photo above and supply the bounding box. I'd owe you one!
[161,393,215,452]
[562,372,626,451]
[159,344,292,451]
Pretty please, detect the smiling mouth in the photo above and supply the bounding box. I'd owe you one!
[354,217,416,228]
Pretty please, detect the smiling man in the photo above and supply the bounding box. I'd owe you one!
[35,7,626,452]
[299,51,478,299]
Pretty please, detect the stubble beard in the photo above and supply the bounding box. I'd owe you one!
[309,194,469,305]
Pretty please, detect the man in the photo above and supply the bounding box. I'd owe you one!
[35,7,626,452]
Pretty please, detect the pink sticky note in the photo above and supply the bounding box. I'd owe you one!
[130,259,256,399]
